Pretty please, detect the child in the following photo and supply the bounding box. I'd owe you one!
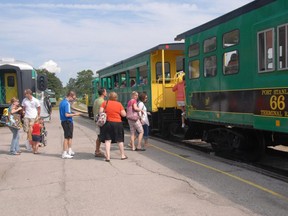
[31,118,43,154]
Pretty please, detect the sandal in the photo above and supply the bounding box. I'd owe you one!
[135,148,146,151]
[104,158,110,162]
[95,152,105,157]
[121,156,128,160]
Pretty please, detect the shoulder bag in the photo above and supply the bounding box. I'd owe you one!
[126,100,140,121]
[95,100,108,127]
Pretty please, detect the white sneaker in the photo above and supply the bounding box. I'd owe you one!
[68,150,75,156]
[181,123,185,128]
[62,153,73,159]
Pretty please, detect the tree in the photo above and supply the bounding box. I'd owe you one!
[65,78,76,93]
[74,70,94,98]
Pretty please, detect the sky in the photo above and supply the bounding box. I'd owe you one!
[0,0,253,85]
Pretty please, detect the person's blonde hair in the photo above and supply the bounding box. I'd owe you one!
[109,91,118,101]
[10,97,19,104]
[131,91,138,97]
[34,117,41,123]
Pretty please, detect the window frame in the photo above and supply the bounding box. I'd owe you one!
[223,29,239,48]
[204,37,217,53]
[188,43,200,57]
[257,28,275,73]
[188,59,200,79]
[203,55,217,78]
[277,24,288,70]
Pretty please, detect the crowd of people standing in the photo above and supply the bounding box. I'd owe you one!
[5,84,184,162]
[90,89,150,162]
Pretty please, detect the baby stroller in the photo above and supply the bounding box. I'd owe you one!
[40,120,48,146]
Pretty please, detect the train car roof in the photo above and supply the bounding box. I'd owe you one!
[97,43,184,75]
[0,58,34,70]
[175,0,276,41]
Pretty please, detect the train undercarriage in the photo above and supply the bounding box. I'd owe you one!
[180,120,288,161]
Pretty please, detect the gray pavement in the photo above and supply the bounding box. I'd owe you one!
[0,113,262,216]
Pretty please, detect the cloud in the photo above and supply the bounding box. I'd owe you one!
[39,60,61,73]
[0,0,253,85]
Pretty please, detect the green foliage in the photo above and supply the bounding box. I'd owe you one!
[74,70,94,98]
[65,78,76,92]
[36,68,95,101]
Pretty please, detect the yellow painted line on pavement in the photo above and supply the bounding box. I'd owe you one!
[151,144,288,202]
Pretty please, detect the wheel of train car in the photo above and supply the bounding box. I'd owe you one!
[208,128,246,159]
[241,131,266,162]
[169,122,185,139]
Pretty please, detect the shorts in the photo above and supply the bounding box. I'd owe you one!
[100,121,124,143]
[128,119,143,135]
[23,117,36,133]
[61,120,74,139]
[32,135,41,142]
[177,101,185,107]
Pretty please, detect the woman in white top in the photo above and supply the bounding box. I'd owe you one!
[138,92,150,147]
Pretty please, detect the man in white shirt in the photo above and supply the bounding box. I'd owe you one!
[21,89,41,150]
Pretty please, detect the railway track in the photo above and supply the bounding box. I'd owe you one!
[75,108,288,183]
[156,134,288,183]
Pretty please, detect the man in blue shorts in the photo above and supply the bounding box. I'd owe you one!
[59,91,80,159]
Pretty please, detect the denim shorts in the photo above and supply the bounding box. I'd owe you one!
[142,124,149,139]
[32,135,41,142]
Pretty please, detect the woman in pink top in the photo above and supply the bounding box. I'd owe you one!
[172,76,186,128]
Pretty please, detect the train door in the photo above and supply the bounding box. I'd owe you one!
[4,73,18,103]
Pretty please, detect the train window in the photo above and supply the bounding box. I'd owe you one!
[120,72,127,88]
[258,29,274,72]
[104,77,112,90]
[113,74,119,88]
[223,50,239,75]
[278,24,287,69]
[129,68,137,87]
[204,37,216,53]
[188,60,200,79]
[188,43,199,57]
[7,76,15,87]
[204,55,217,77]
[139,65,148,86]
[156,62,170,83]
[223,30,239,48]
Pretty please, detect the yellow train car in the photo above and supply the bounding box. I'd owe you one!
[96,43,185,136]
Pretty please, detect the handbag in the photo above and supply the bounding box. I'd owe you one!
[126,101,140,121]
[7,113,22,130]
[95,100,108,127]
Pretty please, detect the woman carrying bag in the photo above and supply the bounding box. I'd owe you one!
[126,91,145,151]
[8,97,23,155]
[99,92,127,162]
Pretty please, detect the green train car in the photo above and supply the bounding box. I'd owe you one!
[175,0,288,160]
[96,43,185,136]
